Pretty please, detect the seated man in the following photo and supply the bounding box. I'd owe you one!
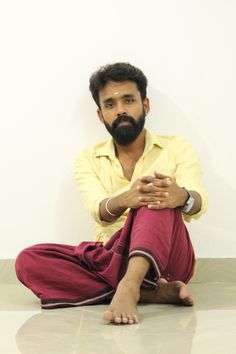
[15,62,207,325]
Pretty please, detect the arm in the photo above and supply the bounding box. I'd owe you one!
[74,138,207,223]
[135,136,208,219]
[74,152,170,224]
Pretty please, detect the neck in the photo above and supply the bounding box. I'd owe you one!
[114,129,146,159]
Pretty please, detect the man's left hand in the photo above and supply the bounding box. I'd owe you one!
[139,171,188,209]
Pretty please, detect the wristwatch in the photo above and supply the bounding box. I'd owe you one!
[182,189,195,213]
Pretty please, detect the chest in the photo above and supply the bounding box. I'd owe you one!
[118,157,137,181]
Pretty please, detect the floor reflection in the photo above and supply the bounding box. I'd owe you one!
[15,305,197,354]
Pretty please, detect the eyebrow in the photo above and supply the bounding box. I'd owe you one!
[102,94,135,104]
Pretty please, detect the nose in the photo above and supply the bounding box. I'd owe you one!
[116,102,127,116]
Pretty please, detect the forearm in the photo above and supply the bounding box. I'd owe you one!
[98,177,203,222]
[99,192,129,222]
[176,187,202,215]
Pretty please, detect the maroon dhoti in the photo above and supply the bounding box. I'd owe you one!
[15,207,195,309]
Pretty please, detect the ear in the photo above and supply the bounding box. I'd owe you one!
[143,97,150,115]
[97,109,104,123]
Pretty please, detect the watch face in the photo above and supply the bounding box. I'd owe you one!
[187,195,194,205]
[183,192,194,213]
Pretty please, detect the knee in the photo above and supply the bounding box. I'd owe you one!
[134,207,183,230]
[15,248,31,283]
[15,245,42,283]
[136,206,176,218]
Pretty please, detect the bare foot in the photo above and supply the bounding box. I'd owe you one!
[103,279,140,325]
[140,279,194,306]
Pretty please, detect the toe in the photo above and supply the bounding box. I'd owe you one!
[179,286,194,306]
[157,278,168,285]
[128,314,139,324]
[113,312,122,324]
[127,315,134,325]
[103,310,113,321]
[184,296,194,306]
[121,313,129,324]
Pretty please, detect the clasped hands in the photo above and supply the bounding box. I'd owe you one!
[125,171,188,210]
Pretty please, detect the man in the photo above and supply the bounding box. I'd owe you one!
[16,63,207,325]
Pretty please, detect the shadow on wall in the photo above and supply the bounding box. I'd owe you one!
[150,89,236,256]
[75,89,108,145]
[189,171,236,256]
[53,173,94,245]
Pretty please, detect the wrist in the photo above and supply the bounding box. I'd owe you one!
[105,198,116,217]
[180,187,189,207]
[106,194,128,216]
[181,188,195,213]
[117,191,129,210]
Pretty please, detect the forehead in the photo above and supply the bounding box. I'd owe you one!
[99,80,140,101]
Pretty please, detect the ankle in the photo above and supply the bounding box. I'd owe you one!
[121,275,142,289]
[121,255,150,288]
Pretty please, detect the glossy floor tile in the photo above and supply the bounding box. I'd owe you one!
[0,283,236,354]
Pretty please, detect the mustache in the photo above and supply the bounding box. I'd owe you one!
[112,115,136,129]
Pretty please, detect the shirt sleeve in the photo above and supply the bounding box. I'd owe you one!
[73,151,113,226]
[173,137,208,221]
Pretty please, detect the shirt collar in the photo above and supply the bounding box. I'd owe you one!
[94,129,165,159]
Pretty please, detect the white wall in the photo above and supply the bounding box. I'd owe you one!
[0,0,235,258]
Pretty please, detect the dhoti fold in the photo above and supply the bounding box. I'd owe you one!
[15,207,195,309]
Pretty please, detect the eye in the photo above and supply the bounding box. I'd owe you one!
[104,101,114,108]
[125,97,134,104]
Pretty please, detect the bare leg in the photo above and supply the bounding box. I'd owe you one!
[103,256,150,325]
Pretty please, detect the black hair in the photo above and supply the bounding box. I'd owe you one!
[89,62,148,108]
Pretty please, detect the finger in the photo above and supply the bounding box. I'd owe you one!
[138,196,165,204]
[154,171,171,183]
[139,175,156,184]
[132,200,151,209]
[137,183,155,193]
[156,191,169,198]
[138,193,169,202]
[147,201,167,209]
[152,179,172,188]
[138,182,171,194]
[139,175,171,188]
[154,171,170,179]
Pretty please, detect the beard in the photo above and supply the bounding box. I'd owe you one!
[103,110,146,146]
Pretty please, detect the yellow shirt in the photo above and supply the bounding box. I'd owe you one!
[73,130,207,243]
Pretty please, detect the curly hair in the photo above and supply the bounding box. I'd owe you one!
[89,62,148,108]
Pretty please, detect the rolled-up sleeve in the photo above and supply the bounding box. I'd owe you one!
[73,152,111,226]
